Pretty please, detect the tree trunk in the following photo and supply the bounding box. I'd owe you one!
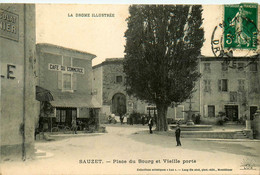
[156,103,168,131]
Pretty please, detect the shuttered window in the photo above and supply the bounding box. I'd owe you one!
[249,63,258,72]
[221,62,228,71]
[237,63,245,71]
[204,63,211,72]
[63,73,72,90]
[208,105,215,117]
[230,91,238,102]
[238,79,245,91]
[204,79,211,92]
[218,79,228,92]
[116,76,123,83]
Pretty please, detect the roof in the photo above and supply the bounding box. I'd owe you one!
[50,91,101,108]
[36,43,97,60]
[200,55,260,61]
[93,58,124,69]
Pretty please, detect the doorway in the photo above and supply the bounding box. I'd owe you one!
[250,106,258,120]
[225,105,238,121]
[112,93,126,116]
[56,107,77,126]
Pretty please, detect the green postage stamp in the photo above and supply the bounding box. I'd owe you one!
[224,3,258,49]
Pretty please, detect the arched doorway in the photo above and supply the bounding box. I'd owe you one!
[112,93,126,116]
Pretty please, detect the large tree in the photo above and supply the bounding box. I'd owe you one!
[123,5,204,131]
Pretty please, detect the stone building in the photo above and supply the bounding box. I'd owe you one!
[199,56,260,123]
[36,44,101,131]
[0,4,37,160]
[92,58,148,121]
[93,56,260,125]
[92,58,196,123]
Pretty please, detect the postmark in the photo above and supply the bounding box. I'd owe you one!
[211,3,259,58]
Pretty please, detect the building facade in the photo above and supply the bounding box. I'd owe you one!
[93,56,260,125]
[0,4,37,160]
[92,58,195,122]
[36,44,100,131]
[199,56,260,122]
[93,58,147,119]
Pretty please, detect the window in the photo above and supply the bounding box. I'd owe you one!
[56,110,60,122]
[63,73,72,91]
[116,75,123,83]
[218,79,228,92]
[204,63,211,72]
[249,62,258,72]
[56,109,66,123]
[204,80,211,92]
[238,79,245,91]
[230,91,238,102]
[237,63,245,71]
[221,62,228,71]
[208,105,215,117]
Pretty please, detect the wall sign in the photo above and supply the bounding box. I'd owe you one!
[0,9,19,41]
[1,64,16,79]
[48,63,84,74]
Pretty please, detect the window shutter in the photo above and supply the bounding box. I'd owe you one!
[204,105,208,117]
[58,72,62,89]
[203,80,206,92]
[215,105,219,117]
[226,79,228,92]
[238,80,240,91]
[209,80,211,92]
[72,74,77,91]
[218,80,221,91]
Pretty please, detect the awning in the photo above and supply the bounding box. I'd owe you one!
[36,86,54,101]
[50,91,101,108]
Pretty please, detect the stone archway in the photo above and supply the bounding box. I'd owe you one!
[112,93,126,116]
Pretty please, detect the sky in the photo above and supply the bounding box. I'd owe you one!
[36,4,129,66]
[36,4,258,66]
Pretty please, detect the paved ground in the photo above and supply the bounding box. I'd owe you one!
[1,124,260,175]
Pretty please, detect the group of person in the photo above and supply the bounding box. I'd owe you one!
[107,113,182,146]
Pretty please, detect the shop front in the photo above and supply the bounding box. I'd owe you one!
[49,92,101,132]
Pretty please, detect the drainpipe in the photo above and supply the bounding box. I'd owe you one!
[22,4,27,161]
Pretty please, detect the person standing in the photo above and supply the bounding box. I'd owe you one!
[148,116,153,134]
[130,115,133,125]
[120,114,124,125]
[141,115,145,126]
[71,118,77,134]
[175,124,181,146]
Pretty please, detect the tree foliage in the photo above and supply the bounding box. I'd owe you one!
[124,5,204,131]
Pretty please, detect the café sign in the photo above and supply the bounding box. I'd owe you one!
[0,9,19,41]
[48,63,84,74]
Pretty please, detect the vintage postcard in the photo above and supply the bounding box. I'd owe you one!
[0,2,260,175]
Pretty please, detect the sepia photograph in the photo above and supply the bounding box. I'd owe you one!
[0,1,260,174]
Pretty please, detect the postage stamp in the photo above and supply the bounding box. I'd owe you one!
[224,3,258,49]
[211,3,259,57]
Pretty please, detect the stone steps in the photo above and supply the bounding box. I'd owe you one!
[164,130,250,139]
[169,124,213,131]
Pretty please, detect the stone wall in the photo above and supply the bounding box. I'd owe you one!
[102,59,126,106]
[0,4,36,161]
